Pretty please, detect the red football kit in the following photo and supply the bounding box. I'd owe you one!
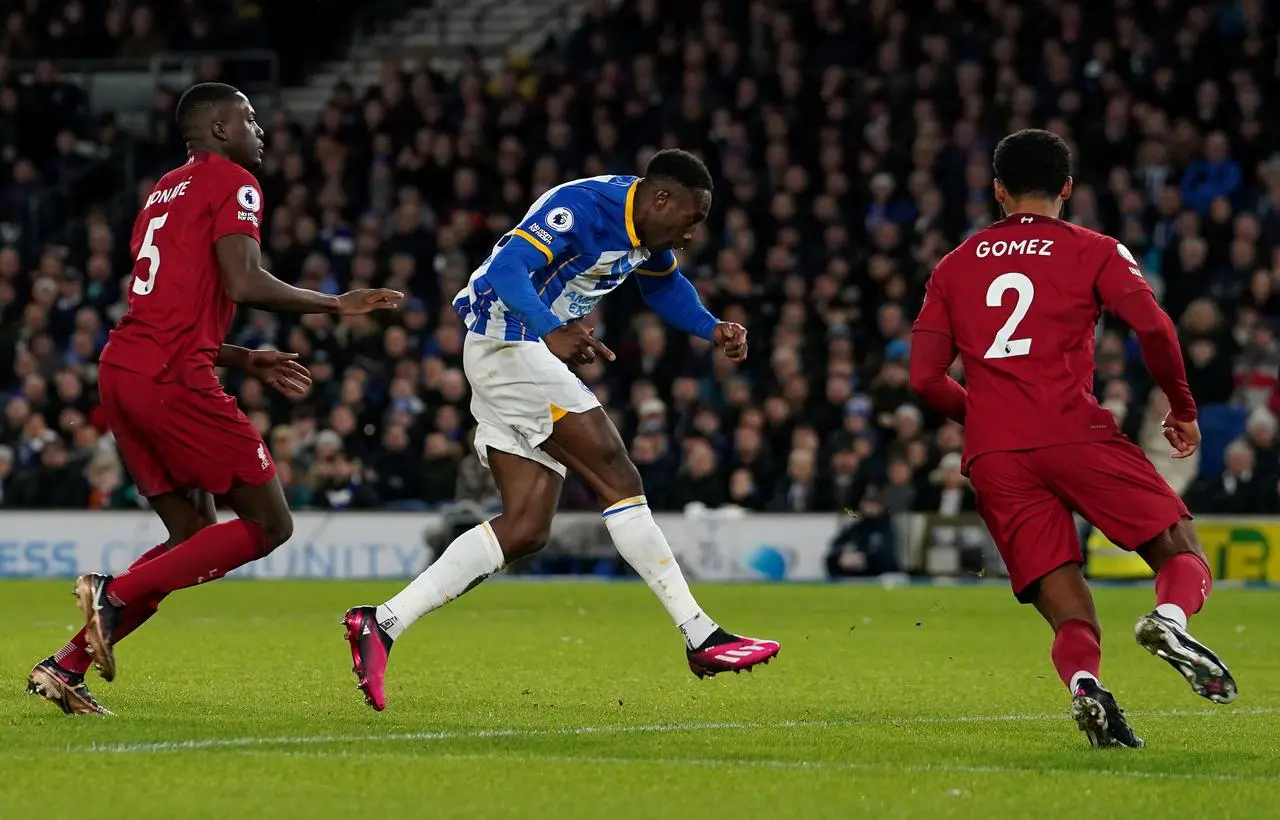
[99,150,275,497]
[911,213,1193,602]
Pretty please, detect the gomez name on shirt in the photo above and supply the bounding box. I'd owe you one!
[974,238,1054,258]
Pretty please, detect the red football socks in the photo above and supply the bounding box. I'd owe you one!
[54,543,173,674]
[106,519,270,607]
[1051,619,1102,690]
[51,633,93,674]
[1155,552,1212,619]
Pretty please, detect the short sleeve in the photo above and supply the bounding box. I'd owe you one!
[637,249,678,276]
[512,187,596,264]
[913,266,953,337]
[212,170,263,243]
[1094,237,1153,312]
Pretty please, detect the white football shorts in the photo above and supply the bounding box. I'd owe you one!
[462,332,601,477]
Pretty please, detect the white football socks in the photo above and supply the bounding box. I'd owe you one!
[602,495,719,649]
[1155,602,1188,630]
[376,522,505,641]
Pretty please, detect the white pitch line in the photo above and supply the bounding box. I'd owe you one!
[79,707,1280,755]
[216,748,1280,784]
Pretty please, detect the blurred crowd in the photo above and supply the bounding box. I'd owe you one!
[2,0,1280,533]
[0,1,371,244]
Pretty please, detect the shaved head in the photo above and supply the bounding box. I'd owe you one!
[176,82,243,140]
[175,82,265,170]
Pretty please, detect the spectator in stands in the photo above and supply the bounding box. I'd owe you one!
[1180,132,1243,215]
[726,467,764,511]
[1185,439,1277,515]
[118,5,168,61]
[311,447,380,511]
[668,437,726,510]
[918,453,977,515]
[880,458,918,516]
[631,433,673,511]
[771,446,837,513]
[9,437,88,508]
[368,423,423,506]
[420,432,461,506]
[826,490,900,578]
[1233,321,1280,411]
[1244,408,1280,484]
[85,446,130,510]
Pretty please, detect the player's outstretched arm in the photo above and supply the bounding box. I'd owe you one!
[216,235,403,315]
[216,344,254,369]
[909,330,968,424]
[217,234,337,312]
[635,269,747,361]
[636,270,720,340]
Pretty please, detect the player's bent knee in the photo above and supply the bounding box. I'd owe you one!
[1169,518,1205,557]
[501,520,551,560]
[245,512,293,552]
[1138,519,1205,572]
[265,515,294,550]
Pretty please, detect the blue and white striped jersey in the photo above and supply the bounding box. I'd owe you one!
[452,175,679,341]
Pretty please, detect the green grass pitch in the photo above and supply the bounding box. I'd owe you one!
[1,579,1276,819]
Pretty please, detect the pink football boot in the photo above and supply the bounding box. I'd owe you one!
[343,606,393,711]
[687,632,781,678]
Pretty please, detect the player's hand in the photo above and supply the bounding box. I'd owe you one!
[713,322,749,362]
[1162,412,1201,459]
[337,288,404,315]
[246,350,313,397]
[545,324,615,365]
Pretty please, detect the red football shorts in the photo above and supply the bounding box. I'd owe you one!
[968,436,1189,603]
[99,363,276,498]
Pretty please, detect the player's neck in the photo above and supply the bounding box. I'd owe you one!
[186,141,225,159]
[1002,198,1063,220]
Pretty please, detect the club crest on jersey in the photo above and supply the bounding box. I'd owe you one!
[1116,242,1143,277]
[236,185,261,213]
[546,207,574,232]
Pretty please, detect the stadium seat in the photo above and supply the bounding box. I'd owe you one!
[1196,404,1250,478]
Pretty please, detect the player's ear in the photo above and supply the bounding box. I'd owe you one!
[992,179,1007,207]
[653,187,669,210]
[211,118,229,143]
[1061,176,1074,201]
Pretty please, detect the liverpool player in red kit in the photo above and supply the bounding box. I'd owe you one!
[910,130,1237,748]
[26,83,402,715]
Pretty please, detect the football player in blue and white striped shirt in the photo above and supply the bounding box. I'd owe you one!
[343,150,780,710]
